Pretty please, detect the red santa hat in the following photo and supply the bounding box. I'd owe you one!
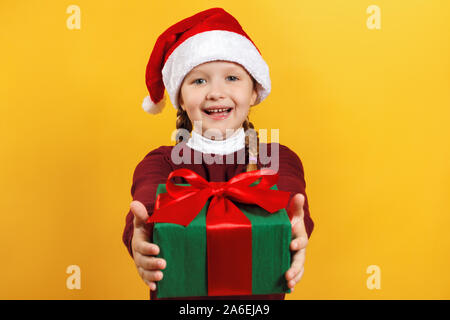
[142,7,271,114]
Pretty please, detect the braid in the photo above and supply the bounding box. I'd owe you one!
[243,116,259,172]
[175,108,193,144]
[243,76,260,172]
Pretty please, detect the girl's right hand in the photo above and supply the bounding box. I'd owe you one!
[130,200,166,291]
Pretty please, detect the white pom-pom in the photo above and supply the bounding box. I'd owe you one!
[142,95,166,114]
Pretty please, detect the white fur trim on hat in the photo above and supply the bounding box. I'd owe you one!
[142,94,166,114]
[162,30,271,110]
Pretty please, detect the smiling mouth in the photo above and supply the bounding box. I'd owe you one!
[202,107,233,121]
[203,107,233,115]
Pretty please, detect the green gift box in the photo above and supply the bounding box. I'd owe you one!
[151,180,292,299]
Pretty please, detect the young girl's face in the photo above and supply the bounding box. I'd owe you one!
[178,60,257,140]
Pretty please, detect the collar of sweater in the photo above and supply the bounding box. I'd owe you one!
[186,127,245,155]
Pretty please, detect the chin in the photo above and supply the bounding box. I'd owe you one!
[202,125,239,139]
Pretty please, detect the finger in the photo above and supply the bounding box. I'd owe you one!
[290,234,308,251]
[288,266,304,288]
[132,227,153,254]
[139,267,164,282]
[291,214,309,244]
[144,280,157,291]
[136,255,166,270]
[134,240,160,256]
[292,247,306,269]
[285,248,306,280]
[130,200,149,228]
[294,266,305,283]
[288,193,305,221]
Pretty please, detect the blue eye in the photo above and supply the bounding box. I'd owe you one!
[193,79,205,85]
[192,76,238,84]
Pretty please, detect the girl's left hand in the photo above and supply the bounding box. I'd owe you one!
[285,193,309,292]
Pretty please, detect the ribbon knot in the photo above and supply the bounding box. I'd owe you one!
[209,182,226,196]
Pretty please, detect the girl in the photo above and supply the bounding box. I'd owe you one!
[122,7,314,300]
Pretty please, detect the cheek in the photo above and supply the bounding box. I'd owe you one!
[185,108,202,120]
[187,104,206,121]
[235,104,250,117]
[236,87,255,107]
[184,97,203,113]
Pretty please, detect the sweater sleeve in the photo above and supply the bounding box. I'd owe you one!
[275,144,315,239]
[122,146,173,258]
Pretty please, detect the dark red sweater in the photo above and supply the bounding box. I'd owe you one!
[122,143,314,300]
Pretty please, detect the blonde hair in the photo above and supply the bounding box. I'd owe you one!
[176,78,259,172]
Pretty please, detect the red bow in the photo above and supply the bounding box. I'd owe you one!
[147,168,290,296]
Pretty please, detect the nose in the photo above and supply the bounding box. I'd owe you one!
[206,80,226,100]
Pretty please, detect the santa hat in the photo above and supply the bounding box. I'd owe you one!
[142,7,271,114]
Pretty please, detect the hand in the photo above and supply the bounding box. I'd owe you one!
[285,193,309,292]
[130,200,166,291]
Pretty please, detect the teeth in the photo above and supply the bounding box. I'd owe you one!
[207,108,229,113]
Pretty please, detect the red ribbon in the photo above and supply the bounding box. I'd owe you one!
[147,168,290,296]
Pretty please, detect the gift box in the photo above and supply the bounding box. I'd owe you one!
[147,168,292,298]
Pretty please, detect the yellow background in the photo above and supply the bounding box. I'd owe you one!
[1,0,449,299]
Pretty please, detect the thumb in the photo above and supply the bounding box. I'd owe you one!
[130,200,150,229]
[288,193,305,222]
